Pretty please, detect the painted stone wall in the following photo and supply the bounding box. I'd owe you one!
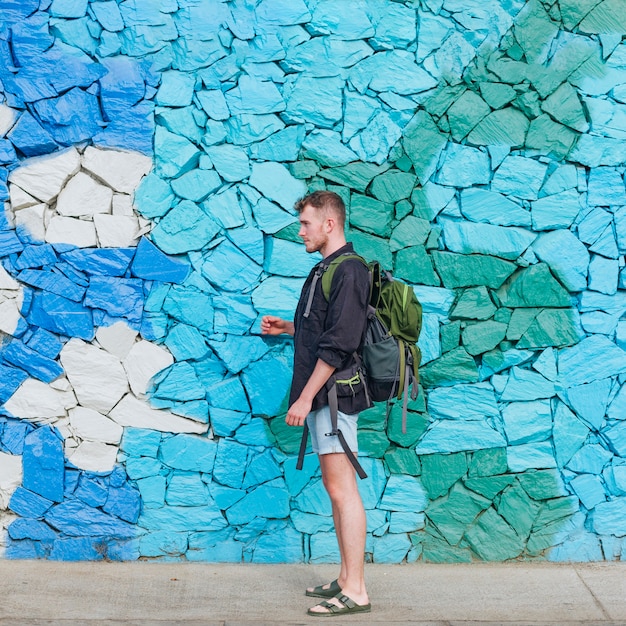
[1,0,626,562]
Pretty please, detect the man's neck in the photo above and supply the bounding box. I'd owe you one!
[321,238,347,259]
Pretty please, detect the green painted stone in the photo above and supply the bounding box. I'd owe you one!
[450,286,497,320]
[290,160,319,179]
[467,108,530,148]
[395,199,413,220]
[402,111,447,184]
[497,480,541,540]
[349,194,394,238]
[440,320,461,353]
[560,0,603,29]
[318,162,389,192]
[527,117,575,164]
[384,447,421,476]
[359,429,390,458]
[462,320,508,356]
[387,404,429,448]
[464,474,516,500]
[494,308,512,324]
[394,246,440,286]
[431,251,517,289]
[358,403,387,430]
[506,308,542,341]
[514,0,560,63]
[479,82,516,109]
[515,91,542,119]
[447,90,491,141]
[532,496,579,530]
[487,55,530,85]
[464,507,525,560]
[274,222,302,243]
[469,447,508,477]
[420,347,480,388]
[425,226,441,250]
[496,264,571,308]
[348,229,393,270]
[517,308,583,349]
[390,216,430,252]
[518,470,567,500]
[579,0,626,34]
[421,536,473,563]
[268,417,303,455]
[423,85,466,118]
[420,453,468,499]
[426,482,491,545]
[394,153,414,172]
[542,83,588,132]
[370,170,417,204]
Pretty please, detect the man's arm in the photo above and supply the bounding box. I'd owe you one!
[286,358,335,427]
[261,315,294,336]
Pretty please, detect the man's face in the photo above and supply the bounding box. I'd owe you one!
[298,203,328,254]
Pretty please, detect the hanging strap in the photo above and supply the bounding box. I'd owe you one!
[303,264,326,319]
[296,419,309,471]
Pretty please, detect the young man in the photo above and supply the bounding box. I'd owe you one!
[261,190,372,616]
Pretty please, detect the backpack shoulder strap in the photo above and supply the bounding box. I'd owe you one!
[321,252,368,301]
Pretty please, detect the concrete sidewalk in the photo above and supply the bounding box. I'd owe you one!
[2,561,626,625]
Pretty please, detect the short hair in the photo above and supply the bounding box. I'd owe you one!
[295,190,346,230]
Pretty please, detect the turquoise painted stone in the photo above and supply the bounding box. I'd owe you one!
[436,143,491,188]
[500,367,556,402]
[591,498,626,536]
[559,335,626,386]
[134,173,175,219]
[241,348,293,416]
[201,239,263,292]
[264,238,318,277]
[372,533,412,563]
[379,475,428,512]
[415,420,506,455]
[553,401,590,468]
[532,229,589,292]
[492,156,548,201]
[412,182,455,221]
[427,383,499,421]
[502,400,552,445]
[507,441,557,472]
[301,129,357,167]
[154,126,200,178]
[531,189,582,231]
[460,188,531,227]
[204,144,250,182]
[563,378,611,429]
[431,251,516,289]
[284,75,343,128]
[248,161,307,211]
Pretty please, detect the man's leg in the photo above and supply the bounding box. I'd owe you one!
[308,452,369,613]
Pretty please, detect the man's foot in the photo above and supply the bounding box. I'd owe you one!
[307,594,371,617]
[306,579,342,598]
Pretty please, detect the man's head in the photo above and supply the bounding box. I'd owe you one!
[295,191,347,257]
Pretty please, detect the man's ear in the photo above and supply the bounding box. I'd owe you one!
[325,217,335,233]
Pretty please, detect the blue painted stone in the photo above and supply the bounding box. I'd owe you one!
[162,284,214,333]
[15,244,58,270]
[151,200,220,255]
[226,478,290,525]
[500,367,555,402]
[103,482,142,523]
[559,335,626,387]
[26,328,63,360]
[17,269,85,302]
[1,0,39,21]
[241,348,293,416]
[3,339,63,383]
[502,400,552,445]
[591,497,626,535]
[131,237,189,284]
[0,364,29,403]
[9,487,53,519]
[74,475,108,508]
[136,475,166,508]
[62,249,135,278]
[22,426,64,503]
[84,277,144,325]
[28,291,94,340]
[415,420,506,455]
[427,383,499,421]
[379,475,428,512]
[44,498,136,537]
[8,518,57,542]
[160,434,217,473]
[436,143,491,188]
[213,439,248,488]
[201,239,263,292]
[166,472,209,507]
[0,229,24,257]
[152,362,206,402]
[49,537,106,561]
[139,530,188,557]
[6,111,58,157]
[138,503,226,533]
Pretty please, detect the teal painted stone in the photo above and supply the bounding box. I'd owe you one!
[390,216,430,252]
[467,107,529,148]
[170,169,222,203]
[462,320,507,356]
[465,474,515,501]
[209,335,270,374]
[563,378,611,429]
[567,443,612,474]
[441,218,536,261]
[196,89,230,121]
[468,447,508,478]
[160,434,217,473]
[492,156,548,201]
[300,129,357,167]
[162,284,214,333]
[447,90,491,140]
[386,405,429,448]
[227,479,290,525]
[284,75,343,128]
[165,324,209,361]
[134,173,175,219]
[502,400,552,445]
[532,229,589,292]
[507,441,557,472]
[465,507,524,561]
[204,145,250,182]
[252,276,304,319]
[420,453,468,499]
[497,480,541,540]
[461,188,530,227]
[436,143,491,188]
[319,161,389,192]
[138,504,226,533]
[559,335,626,387]
[431,251,516,289]
[579,0,626,34]
[553,401,590,468]
[350,110,402,165]
[166,473,209,506]
[517,308,584,349]
[225,75,285,115]
[542,82,589,131]
[384,448,421,476]
[412,182,455,221]
[394,246,440,286]
[450,286,496,320]
[506,308,542,341]
[531,189,581,230]
[225,113,285,146]
[136,476,166,508]
[420,346,480,388]
[479,81,516,108]
[372,533,412,563]
[241,348,293,417]
[403,111,447,185]
[371,170,417,204]
[591,497,626,535]
[201,239,263,292]
[440,320,461,353]
[264,238,317,277]
[155,126,200,178]
[500,367,555,402]
[570,473,606,510]
[497,264,572,307]
[248,161,307,211]
[379,475,428,512]
[151,200,220,254]
[153,362,205,401]
[155,70,195,107]
[139,531,188,557]
[415,420,506,455]
[427,383,499,422]
[213,439,248,488]
[349,194,394,238]
[206,376,250,412]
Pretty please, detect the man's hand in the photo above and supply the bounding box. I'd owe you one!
[261,315,295,336]
[286,396,312,427]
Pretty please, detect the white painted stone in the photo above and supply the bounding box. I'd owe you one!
[0,298,23,336]
[0,265,19,290]
[15,203,47,242]
[49,376,72,392]
[82,146,152,194]
[0,452,22,510]
[45,215,98,248]
[8,148,81,203]
[56,171,113,217]
[4,378,77,420]
[137,216,152,237]
[111,194,134,216]
[60,338,128,413]
[9,183,39,210]
[96,321,138,359]
[109,393,208,434]
[0,104,17,136]
[123,339,174,396]
[69,406,123,444]
[94,214,139,247]
[67,440,119,473]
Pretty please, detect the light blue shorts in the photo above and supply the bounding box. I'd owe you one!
[307,406,359,455]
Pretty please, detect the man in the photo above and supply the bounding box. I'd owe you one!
[261,190,372,616]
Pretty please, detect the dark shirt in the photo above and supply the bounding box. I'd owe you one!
[289,243,371,414]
